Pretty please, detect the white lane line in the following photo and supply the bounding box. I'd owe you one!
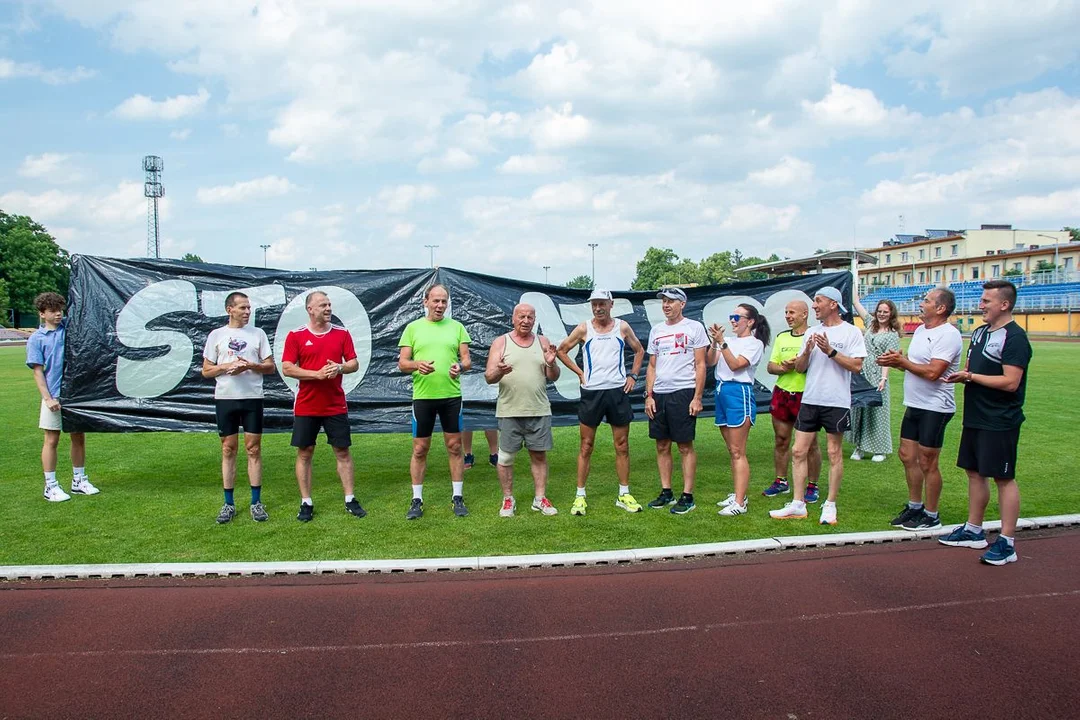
[2,590,1077,661]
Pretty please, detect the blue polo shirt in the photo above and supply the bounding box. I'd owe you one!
[26,321,66,399]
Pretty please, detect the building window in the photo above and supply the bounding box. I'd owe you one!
[904,273,911,284]
[951,269,958,281]
[1013,262,1022,272]
[951,244,958,256]
[919,272,925,283]
[972,267,980,279]
[992,264,1000,278]
[1066,257,1075,272]
[885,253,891,264]
[934,270,941,282]
[901,251,908,262]
[919,249,925,259]
[935,247,942,258]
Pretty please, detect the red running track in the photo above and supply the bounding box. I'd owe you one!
[2,529,1079,719]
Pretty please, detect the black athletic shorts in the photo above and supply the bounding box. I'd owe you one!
[957,426,1020,480]
[900,407,954,449]
[579,387,633,428]
[648,388,697,443]
[412,397,463,438]
[215,399,264,437]
[794,403,850,434]
[291,414,352,448]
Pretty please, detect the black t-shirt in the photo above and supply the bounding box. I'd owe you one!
[963,320,1032,430]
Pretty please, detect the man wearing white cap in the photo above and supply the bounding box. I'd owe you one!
[643,287,710,515]
[556,289,646,515]
[770,286,866,525]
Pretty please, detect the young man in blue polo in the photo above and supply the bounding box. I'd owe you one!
[26,291,100,501]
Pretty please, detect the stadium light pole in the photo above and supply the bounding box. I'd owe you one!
[543,265,551,284]
[588,243,599,287]
[260,244,270,268]
[425,244,439,268]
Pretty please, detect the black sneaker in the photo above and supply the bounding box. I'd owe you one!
[647,490,675,509]
[902,509,942,531]
[216,504,236,524]
[489,453,498,468]
[345,498,367,518]
[406,498,424,520]
[297,503,314,522]
[670,493,696,515]
[890,505,922,527]
[451,495,469,517]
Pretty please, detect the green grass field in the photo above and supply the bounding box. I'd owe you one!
[1,341,1075,565]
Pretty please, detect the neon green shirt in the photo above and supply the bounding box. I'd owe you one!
[399,317,472,400]
[770,329,807,393]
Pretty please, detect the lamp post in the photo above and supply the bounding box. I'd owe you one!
[587,243,598,287]
[424,244,439,268]
[260,244,270,268]
[543,265,551,284]
[1036,234,1063,283]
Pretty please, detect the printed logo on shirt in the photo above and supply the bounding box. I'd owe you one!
[228,337,248,353]
[673,333,686,352]
[305,340,313,346]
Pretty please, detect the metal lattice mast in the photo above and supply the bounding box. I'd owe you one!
[143,155,164,258]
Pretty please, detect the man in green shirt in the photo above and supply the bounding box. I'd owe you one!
[398,284,472,519]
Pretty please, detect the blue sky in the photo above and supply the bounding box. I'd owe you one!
[2,1,1079,289]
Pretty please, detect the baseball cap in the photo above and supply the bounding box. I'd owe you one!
[815,286,847,314]
[587,289,613,302]
[656,287,688,302]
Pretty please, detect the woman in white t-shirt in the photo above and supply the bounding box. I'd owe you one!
[707,303,770,517]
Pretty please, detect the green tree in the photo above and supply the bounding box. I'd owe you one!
[630,247,680,290]
[0,278,9,327]
[180,252,204,263]
[565,274,594,289]
[1063,227,1080,243]
[0,211,70,314]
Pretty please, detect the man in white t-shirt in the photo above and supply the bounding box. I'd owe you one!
[878,287,962,531]
[770,286,866,525]
[201,292,275,523]
[644,287,710,515]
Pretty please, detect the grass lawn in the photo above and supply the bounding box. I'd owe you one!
[0,341,1074,565]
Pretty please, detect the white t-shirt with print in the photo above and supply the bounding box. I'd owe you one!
[903,322,963,413]
[715,335,764,384]
[800,322,867,409]
[203,325,273,400]
[648,317,710,393]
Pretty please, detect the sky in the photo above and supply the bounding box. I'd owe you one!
[1,0,1079,289]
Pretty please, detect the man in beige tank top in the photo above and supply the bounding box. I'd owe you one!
[485,303,562,516]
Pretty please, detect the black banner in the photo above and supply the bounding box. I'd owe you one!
[62,255,876,433]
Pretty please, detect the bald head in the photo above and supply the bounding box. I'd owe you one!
[785,300,809,330]
[511,303,537,336]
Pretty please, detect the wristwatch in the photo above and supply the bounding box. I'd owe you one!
[828,349,838,358]
[719,342,729,351]
[629,374,639,381]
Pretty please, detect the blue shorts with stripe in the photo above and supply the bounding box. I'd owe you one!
[714,381,756,428]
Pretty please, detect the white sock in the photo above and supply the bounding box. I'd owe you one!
[792,500,806,510]
[412,485,423,500]
[73,467,86,479]
[576,487,587,497]
[619,484,630,496]
[964,522,982,533]
[44,471,57,486]
[302,497,313,506]
[907,500,923,510]
[451,481,463,497]
[345,494,355,503]
[1001,534,1015,547]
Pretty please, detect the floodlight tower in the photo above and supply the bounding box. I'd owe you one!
[143,155,164,258]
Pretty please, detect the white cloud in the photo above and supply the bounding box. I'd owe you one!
[1005,188,1080,221]
[803,76,919,131]
[530,182,590,212]
[497,154,566,175]
[377,184,439,213]
[266,238,298,265]
[112,88,210,120]
[18,153,83,183]
[169,128,192,141]
[390,222,416,240]
[0,57,95,84]
[449,112,524,154]
[747,156,814,188]
[720,204,800,232]
[530,103,591,149]
[195,175,295,205]
[0,181,155,232]
[417,148,478,174]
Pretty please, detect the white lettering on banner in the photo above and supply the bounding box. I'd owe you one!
[519,291,580,400]
[200,284,288,319]
[273,286,372,396]
[642,299,666,327]
[115,280,198,398]
[553,298,635,400]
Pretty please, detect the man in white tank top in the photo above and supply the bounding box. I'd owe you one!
[556,289,645,516]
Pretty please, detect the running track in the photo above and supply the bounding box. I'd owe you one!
[2,529,1079,719]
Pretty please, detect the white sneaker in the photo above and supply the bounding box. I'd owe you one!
[819,501,838,525]
[70,475,100,495]
[769,501,807,519]
[718,498,748,516]
[531,497,558,516]
[44,484,71,502]
[871,454,886,463]
[850,450,863,461]
[717,492,737,507]
[499,496,516,517]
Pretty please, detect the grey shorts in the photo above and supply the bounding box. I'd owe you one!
[498,416,553,453]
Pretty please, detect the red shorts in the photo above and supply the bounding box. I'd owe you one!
[770,386,804,424]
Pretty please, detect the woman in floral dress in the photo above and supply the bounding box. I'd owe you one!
[846,296,902,461]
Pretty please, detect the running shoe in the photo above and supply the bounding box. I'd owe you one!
[216,504,236,524]
[762,479,789,497]
[770,501,807,520]
[871,454,886,462]
[938,525,988,549]
[463,453,475,470]
[570,495,587,516]
[902,509,942,532]
[804,482,820,504]
[532,497,558,516]
[616,493,642,513]
[980,537,1017,566]
[718,498,747,516]
[406,498,424,520]
[890,505,922,527]
[717,492,737,507]
[344,498,367,518]
[850,450,863,461]
[297,503,314,522]
[250,502,269,522]
[648,490,676,508]
[499,496,516,517]
[451,496,469,517]
[70,475,100,495]
[670,493,695,515]
[819,501,837,526]
[43,484,70,502]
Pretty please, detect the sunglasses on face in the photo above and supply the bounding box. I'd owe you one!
[729,314,745,322]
